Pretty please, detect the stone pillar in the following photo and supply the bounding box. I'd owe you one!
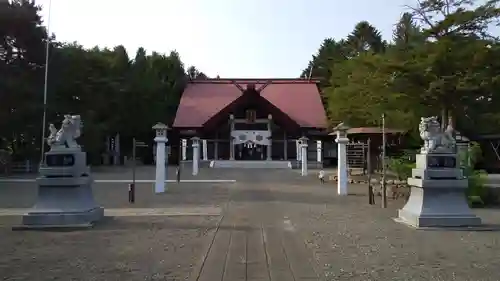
[202,139,208,161]
[296,139,301,161]
[229,115,235,160]
[181,139,187,161]
[316,140,322,163]
[299,137,308,176]
[283,132,288,160]
[267,114,272,160]
[153,123,169,193]
[334,123,349,196]
[191,137,200,176]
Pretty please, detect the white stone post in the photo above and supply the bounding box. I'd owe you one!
[316,140,322,163]
[299,137,308,176]
[202,139,208,161]
[334,123,349,196]
[191,137,200,176]
[229,115,235,160]
[153,123,169,193]
[296,139,301,161]
[267,114,272,160]
[181,139,187,160]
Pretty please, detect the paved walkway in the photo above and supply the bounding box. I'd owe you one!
[191,180,321,281]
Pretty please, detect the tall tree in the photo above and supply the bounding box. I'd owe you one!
[187,65,208,80]
[0,0,47,158]
[408,0,500,128]
[304,0,500,138]
[393,12,425,48]
[346,21,386,54]
[0,2,204,163]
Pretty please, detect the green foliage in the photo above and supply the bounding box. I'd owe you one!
[466,169,488,206]
[0,1,207,163]
[388,156,416,180]
[388,149,419,180]
[302,0,500,136]
[459,142,488,206]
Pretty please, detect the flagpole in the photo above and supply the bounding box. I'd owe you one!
[40,0,52,163]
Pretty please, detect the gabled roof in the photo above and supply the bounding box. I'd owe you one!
[173,79,328,129]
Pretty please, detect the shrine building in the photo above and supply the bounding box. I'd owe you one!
[172,78,330,168]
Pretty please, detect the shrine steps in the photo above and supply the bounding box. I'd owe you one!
[209,160,292,169]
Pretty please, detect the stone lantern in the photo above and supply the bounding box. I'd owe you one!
[152,122,169,193]
[333,122,350,195]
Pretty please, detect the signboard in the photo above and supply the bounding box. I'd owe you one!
[427,155,456,168]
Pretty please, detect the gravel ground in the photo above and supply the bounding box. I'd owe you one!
[0,167,229,281]
[0,182,230,209]
[2,168,500,280]
[279,184,500,281]
[0,216,219,281]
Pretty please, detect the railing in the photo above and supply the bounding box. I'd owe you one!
[1,160,38,175]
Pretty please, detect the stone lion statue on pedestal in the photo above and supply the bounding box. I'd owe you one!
[47,115,82,149]
[419,116,456,154]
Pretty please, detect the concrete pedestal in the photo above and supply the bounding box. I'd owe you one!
[397,153,482,228]
[20,149,104,228]
[22,183,104,226]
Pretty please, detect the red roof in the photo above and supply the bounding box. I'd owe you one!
[173,79,327,128]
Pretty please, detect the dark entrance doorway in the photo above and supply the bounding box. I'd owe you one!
[236,142,267,160]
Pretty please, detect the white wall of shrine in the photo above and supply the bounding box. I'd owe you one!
[178,113,326,163]
[180,137,324,163]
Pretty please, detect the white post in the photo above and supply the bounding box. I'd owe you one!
[153,123,169,193]
[299,137,308,176]
[202,139,208,160]
[155,144,166,192]
[267,114,272,160]
[334,123,349,196]
[230,115,235,160]
[192,137,200,176]
[296,140,301,161]
[316,140,322,163]
[181,139,187,160]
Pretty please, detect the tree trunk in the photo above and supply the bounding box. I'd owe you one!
[441,107,448,131]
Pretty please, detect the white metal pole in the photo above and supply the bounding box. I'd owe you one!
[40,0,52,163]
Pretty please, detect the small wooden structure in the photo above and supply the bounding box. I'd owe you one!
[327,127,407,171]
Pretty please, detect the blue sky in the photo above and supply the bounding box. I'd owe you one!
[35,0,415,78]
